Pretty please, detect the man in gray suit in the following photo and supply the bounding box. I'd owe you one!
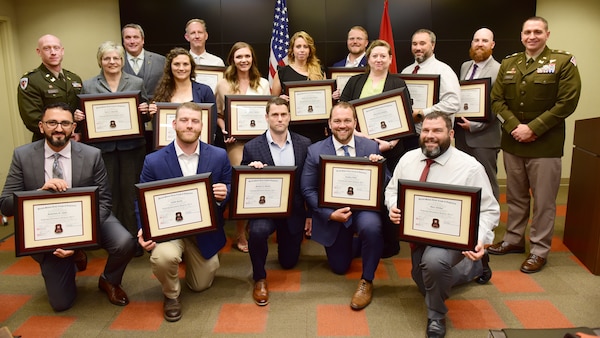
[455,28,501,200]
[121,24,165,98]
[0,102,135,311]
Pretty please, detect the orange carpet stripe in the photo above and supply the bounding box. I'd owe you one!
[505,299,573,328]
[109,301,163,331]
[317,304,370,336]
[13,315,76,338]
[0,235,15,251]
[0,295,31,322]
[491,271,545,293]
[391,258,412,278]
[1,256,39,276]
[447,299,506,329]
[550,236,570,252]
[345,259,389,280]
[213,303,268,333]
[267,269,301,292]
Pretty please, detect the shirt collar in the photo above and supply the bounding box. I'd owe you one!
[44,141,72,159]
[265,129,291,145]
[174,140,200,157]
[418,145,454,166]
[346,52,365,67]
[331,135,356,152]
[127,49,145,61]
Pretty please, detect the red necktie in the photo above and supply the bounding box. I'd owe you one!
[419,159,435,182]
[412,65,420,74]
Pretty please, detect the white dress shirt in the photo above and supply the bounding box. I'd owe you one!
[44,142,72,187]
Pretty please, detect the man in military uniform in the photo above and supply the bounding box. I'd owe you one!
[18,34,83,141]
[488,17,581,273]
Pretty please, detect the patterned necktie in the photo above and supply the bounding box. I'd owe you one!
[52,153,64,179]
[468,64,478,80]
[412,65,420,74]
[419,159,435,182]
[341,145,351,157]
[132,58,141,73]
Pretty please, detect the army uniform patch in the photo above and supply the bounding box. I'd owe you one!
[19,77,28,90]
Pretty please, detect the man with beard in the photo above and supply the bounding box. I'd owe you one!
[0,102,135,311]
[384,112,499,338]
[454,28,501,200]
[332,26,369,67]
[136,102,231,322]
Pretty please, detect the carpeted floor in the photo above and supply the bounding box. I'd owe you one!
[0,186,599,337]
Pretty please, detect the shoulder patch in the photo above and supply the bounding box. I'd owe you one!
[22,69,36,76]
[551,49,572,55]
[19,77,28,90]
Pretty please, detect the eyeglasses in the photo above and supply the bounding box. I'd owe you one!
[42,120,74,129]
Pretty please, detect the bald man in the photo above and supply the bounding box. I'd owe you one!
[18,34,83,141]
[454,28,501,200]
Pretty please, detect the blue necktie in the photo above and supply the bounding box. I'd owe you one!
[468,64,478,80]
[341,145,351,157]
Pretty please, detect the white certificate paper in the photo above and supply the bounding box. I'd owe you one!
[34,202,84,241]
[194,74,219,93]
[293,90,326,116]
[92,103,133,132]
[412,195,462,237]
[243,178,283,208]
[153,189,202,230]
[363,101,403,134]
[460,87,482,113]
[331,167,371,200]
[406,84,428,109]
[235,105,268,131]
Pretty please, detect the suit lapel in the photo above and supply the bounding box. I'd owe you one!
[257,134,276,166]
[165,143,184,177]
[31,141,47,189]
[70,141,84,187]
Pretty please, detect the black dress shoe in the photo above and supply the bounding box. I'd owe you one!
[73,250,87,272]
[98,276,129,306]
[426,318,446,338]
[164,296,182,322]
[476,252,492,284]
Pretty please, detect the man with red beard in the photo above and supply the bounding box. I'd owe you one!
[454,28,501,200]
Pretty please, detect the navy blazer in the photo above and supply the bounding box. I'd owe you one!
[340,73,407,102]
[241,131,312,234]
[332,55,367,68]
[301,136,382,246]
[137,141,232,258]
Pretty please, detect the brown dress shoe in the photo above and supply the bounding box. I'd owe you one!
[350,279,373,310]
[487,241,525,255]
[98,276,129,306]
[253,279,269,306]
[73,250,87,272]
[520,254,546,273]
[164,296,182,322]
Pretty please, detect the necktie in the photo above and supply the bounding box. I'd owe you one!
[341,145,351,157]
[412,65,420,74]
[52,153,64,179]
[526,58,534,67]
[419,159,435,182]
[468,64,478,80]
[132,58,141,73]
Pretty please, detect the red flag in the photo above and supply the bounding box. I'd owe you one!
[379,0,397,73]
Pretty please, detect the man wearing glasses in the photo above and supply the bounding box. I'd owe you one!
[0,102,135,311]
[18,34,84,141]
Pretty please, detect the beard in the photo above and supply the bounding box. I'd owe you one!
[469,46,493,63]
[46,131,70,148]
[420,136,451,159]
[175,129,201,144]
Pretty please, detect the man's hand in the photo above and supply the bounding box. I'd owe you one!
[462,242,485,261]
[456,117,471,131]
[248,161,267,169]
[511,124,537,143]
[212,183,228,202]
[412,109,424,123]
[137,229,155,252]
[53,248,75,258]
[329,207,352,223]
[389,206,401,224]
[40,178,69,192]
[368,154,384,162]
[304,218,312,237]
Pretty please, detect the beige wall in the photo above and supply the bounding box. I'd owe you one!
[0,0,598,189]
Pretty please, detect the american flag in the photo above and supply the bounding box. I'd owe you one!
[268,0,289,89]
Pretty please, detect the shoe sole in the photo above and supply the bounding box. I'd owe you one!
[488,248,525,255]
[520,265,545,274]
[164,314,182,322]
[254,299,269,306]
[350,302,370,311]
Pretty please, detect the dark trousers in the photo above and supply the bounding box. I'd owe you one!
[32,214,135,311]
[248,218,304,281]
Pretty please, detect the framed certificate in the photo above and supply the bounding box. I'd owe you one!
[14,187,100,256]
[318,155,385,211]
[396,74,440,109]
[327,67,365,95]
[78,91,143,143]
[285,80,335,123]
[229,166,296,219]
[224,95,272,140]
[135,174,218,243]
[457,78,491,122]
[154,102,213,149]
[349,87,416,141]
[194,65,225,93]
[397,180,481,251]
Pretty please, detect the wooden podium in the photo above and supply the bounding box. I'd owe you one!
[563,117,600,275]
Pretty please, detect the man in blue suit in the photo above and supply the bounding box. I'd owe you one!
[241,97,312,306]
[301,102,386,310]
[137,102,231,322]
[332,26,369,68]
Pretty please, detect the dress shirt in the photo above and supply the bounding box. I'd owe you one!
[401,55,461,132]
[266,130,294,166]
[331,136,356,157]
[189,50,225,67]
[384,146,499,245]
[465,56,493,82]
[44,142,72,187]
[127,50,145,72]
[174,140,200,177]
[344,53,366,68]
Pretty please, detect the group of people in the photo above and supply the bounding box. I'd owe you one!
[0,15,581,338]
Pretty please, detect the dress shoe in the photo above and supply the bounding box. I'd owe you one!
[163,296,182,322]
[487,241,525,255]
[476,252,492,284]
[73,249,87,272]
[253,279,269,306]
[98,276,129,306]
[350,279,373,310]
[520,254,546,273]
[426,318,446,338]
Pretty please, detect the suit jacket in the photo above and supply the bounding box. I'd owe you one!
[0,140,112,224]
[241,131,311,234]
[332,55,367,68]
[138,141,231,258]
[82,72,150,152]
[301,136,381,246]
[123,50,166,99]
[456,57,501,148]
[340,73,407,102]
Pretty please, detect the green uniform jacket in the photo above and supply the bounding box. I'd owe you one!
[491,46,581,158]
[17,64,83,141]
